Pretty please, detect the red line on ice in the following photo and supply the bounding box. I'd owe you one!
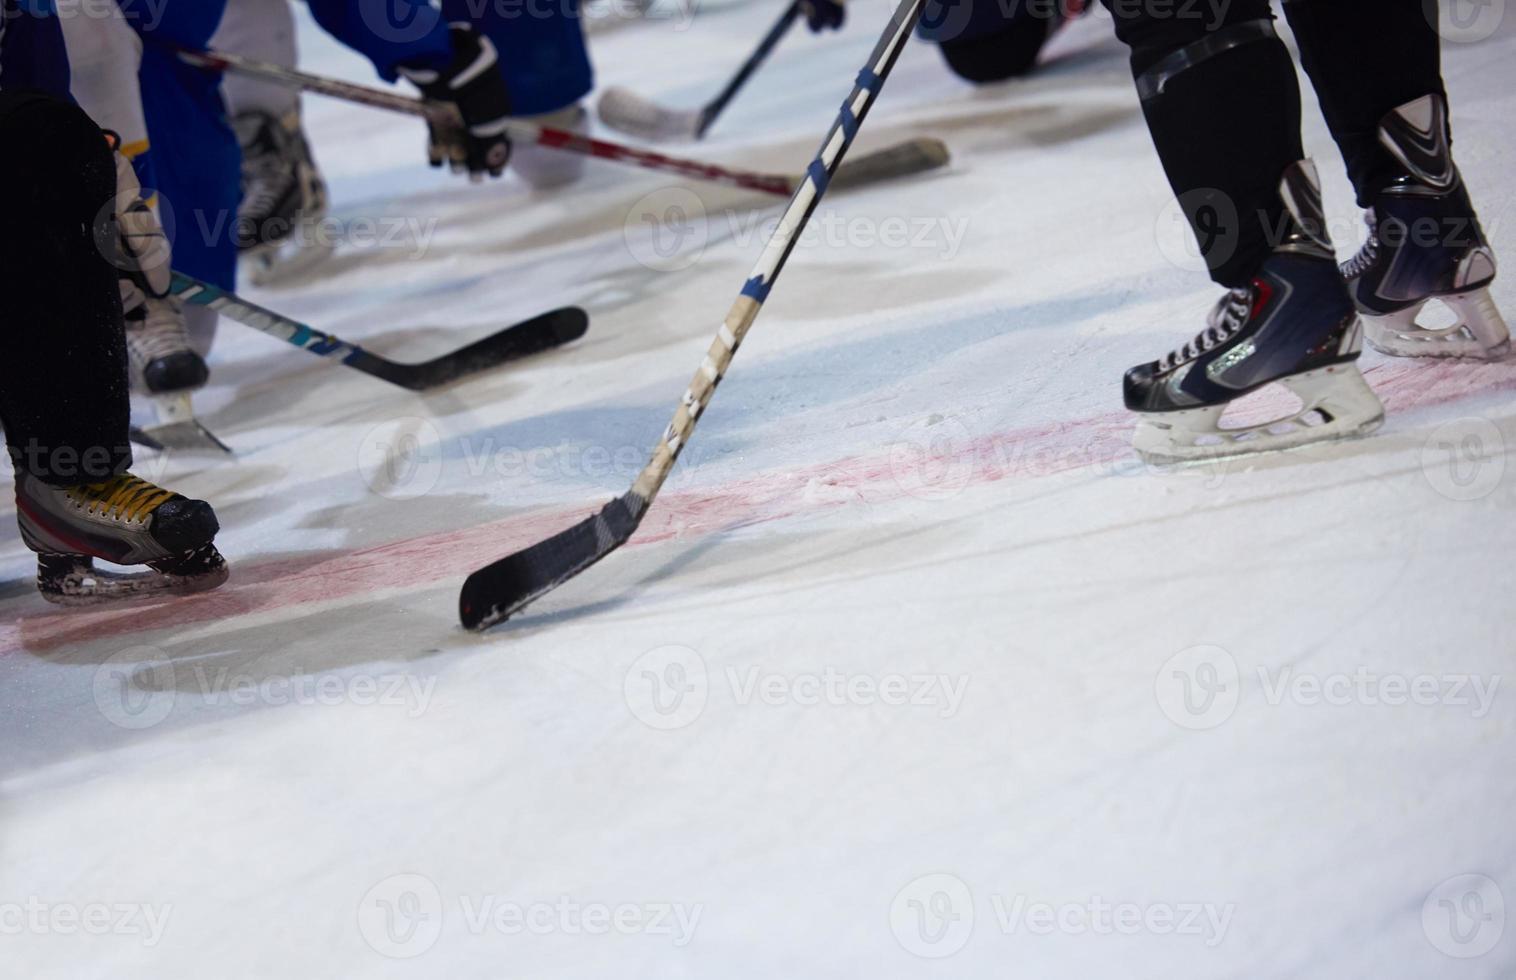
[2,359,1510,654]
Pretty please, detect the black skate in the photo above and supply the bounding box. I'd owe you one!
[124,297,229,455]
[1342,94,1509,359]
[1125,161,1384,463]
[15,471,229,605]
[126,297,208,393]
[234,109,332,285]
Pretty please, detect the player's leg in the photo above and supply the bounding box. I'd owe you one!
[123,0,239,358]
[1101,0,1380,461]
[213,0,330,269]
[439,0,595,189]
[57,11,210,400]
[1283,0,1508,358]
[0,92,226,603]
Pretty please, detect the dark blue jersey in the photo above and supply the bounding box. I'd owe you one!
[0,0,71,96]
[305,0,453,81]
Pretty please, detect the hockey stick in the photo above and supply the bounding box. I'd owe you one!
[180,47,794,196]
[170,274,588,392]
[597,0,803,141]
[458,0,928,631]
[177,48,947,197]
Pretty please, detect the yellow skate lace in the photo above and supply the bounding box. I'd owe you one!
[68,474,177,522]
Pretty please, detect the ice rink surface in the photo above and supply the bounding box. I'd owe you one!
[3,2,1514,976]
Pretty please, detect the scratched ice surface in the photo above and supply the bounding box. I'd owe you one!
[1,3,1512,976]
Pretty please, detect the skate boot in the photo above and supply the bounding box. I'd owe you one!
[1125,160,1384,464]
[1342,94,1509,359]
[234,108,331,283]
[125,295,208,395]
[123,297,230,454]
[15,470,228,605]
[511,104,589,191]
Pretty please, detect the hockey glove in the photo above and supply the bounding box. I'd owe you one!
[101,131,172,313]
[800,0,845,31]
[398,24,513,182]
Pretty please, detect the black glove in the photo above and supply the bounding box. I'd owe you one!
[800,0,844,31]
[398,24,513,181]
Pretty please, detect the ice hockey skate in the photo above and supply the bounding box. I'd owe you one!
[124,297,229,455]
[234,108,333,286]
[1341,94,1509,359]
[15,470,228,605]
[511,103,590,189]
[1125,161,1384,464]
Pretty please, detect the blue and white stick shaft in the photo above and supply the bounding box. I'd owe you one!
[630,0,927,503]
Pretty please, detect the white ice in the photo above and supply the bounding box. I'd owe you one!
[2,2,1514,977]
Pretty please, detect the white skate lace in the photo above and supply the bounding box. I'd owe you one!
[1158,287,1254,372]
[1340,211,1380,280]
[237,114,299,224]
[125,296,193,368]
[241,149,295,223]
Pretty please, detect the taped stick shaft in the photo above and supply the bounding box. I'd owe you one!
[631,0,927,503]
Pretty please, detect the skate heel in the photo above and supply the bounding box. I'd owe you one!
[36,554,99,606]
[1277,363,1385,438]
[1364,286,1511,360]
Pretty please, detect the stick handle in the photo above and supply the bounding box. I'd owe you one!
[697,0,803,138]
[177,47,794,196]
[631,0,927,501]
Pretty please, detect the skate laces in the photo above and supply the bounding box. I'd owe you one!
[69,474,176,523]
[1159,287,1255,371]
[237,114,298,219]
[125,297,193,366]
[1340,211,1380,280]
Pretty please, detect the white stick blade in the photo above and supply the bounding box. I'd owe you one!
[596,86,704,142]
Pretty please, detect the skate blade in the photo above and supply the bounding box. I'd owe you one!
[244,237,337,288]
[128,426,165,452]
[38,554,229,606]
[1364,288,1511,360]
[144,394,233,455]
[1133,364,1386,466]
[138,420,234,455]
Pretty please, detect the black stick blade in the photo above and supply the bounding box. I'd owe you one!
[459,492,647,631]
[358,307,589,391]
[830,138,950,192]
